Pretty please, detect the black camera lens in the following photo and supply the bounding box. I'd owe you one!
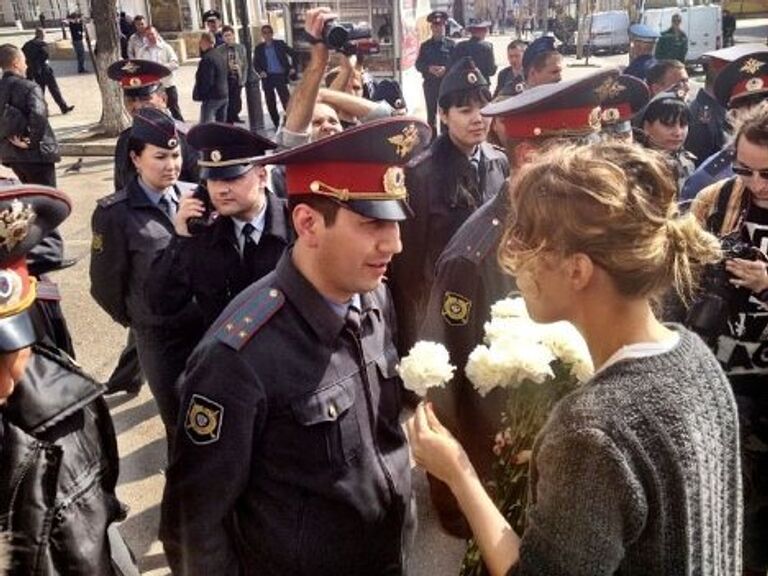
[323,21,350,50]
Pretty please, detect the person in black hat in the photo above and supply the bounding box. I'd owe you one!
[0,185,137,576]
[21,28,74,115]
[90,107,204,450]
[147,123,291,330]
[203,9,225,46]
[522,34,562,88]
[450,20,497,87]
[160,118,431,575]
[389,56,508,357]
[599,74,650,143]
[419,67,620,538]
[416,11,455,134]
[494,39,526,97]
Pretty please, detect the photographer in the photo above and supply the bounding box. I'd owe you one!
[690,100,768,576]
[147,123,291,330]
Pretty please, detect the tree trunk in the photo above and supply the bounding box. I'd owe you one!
[91,0,130,136]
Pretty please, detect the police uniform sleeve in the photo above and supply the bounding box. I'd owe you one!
[160,340,267,576]
[483,43,497,78]
[146,235,195,317]
[415,40,431,76]
[89,202,131,326]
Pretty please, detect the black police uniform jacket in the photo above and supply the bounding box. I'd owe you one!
[146,191,293,329]
[449,38,497,84]
[160,252,411,576]
[418,190,516,536]
[113,123,199,191]
[90,176,202,331]
[0,344,125,575]
[415,36,456,83]
[685,87,727,168]
[389,134,509,355]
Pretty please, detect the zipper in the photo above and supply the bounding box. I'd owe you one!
[6,442,42,533]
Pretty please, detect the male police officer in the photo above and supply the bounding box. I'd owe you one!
[522,35,562,88]
[415,11,455,134]
[450,20,497,85]
[420,68,620,537]
[147,123,292,329]
[624,23,659,82]
[160,118,431,575]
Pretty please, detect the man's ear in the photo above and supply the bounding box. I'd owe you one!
[291,203,321,247]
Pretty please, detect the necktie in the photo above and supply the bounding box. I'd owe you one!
[345,304,361,337]
[158,194,176,220]
[469,155,482,204]
[241,222,257,262]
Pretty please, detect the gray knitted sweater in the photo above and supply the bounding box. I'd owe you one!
[510,326,742,576]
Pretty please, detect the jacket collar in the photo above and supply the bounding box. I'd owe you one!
[210,190,292,245]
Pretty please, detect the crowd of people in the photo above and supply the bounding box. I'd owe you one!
[0,5,766,576]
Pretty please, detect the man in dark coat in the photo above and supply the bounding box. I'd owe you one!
[254,25,295,128]
[193,32,229,123]
[389,57,509,357]
[220,25,251,123]
[655,12,688,64]
[66,12,87,73]
[420,68,621,537]
[415,11,455,134]
[22,28,74,115]
[450,21,497,87]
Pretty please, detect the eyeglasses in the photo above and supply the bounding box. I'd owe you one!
[732,163,768,180]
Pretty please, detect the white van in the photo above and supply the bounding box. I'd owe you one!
[641,4,722,63]
[580,10,631,54]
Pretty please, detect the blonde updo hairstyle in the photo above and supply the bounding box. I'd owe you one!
[499,141,722,303]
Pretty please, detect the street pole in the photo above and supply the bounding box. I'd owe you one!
[235,0,265,132]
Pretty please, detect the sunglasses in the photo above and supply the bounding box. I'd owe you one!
[732,163,768,180]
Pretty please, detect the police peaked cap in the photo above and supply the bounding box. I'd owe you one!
[483,67,621,139]
[131,107,180,150]
[466,19,491,29]
[0,186,71,352]
[188,123,278,180]
[373,79,406,110]
[267,117,432,222]
[703,44,768,74]
[203,9,221,21]
[714,51,768,109]
[599,74,650,130]
[108,59,171,97]
[427,11,448,24]
[628,23,659,42]
[438,57,489,101]
[522,35,558,72]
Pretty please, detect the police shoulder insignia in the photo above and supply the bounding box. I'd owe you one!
[91,233,104,254]
[442,291,472,326]
[215,286,285,350]
[185,394,223,445]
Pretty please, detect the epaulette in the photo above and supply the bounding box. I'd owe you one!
[465,212,504,264]
[96,189,128,208]
[704,148,734,176]
[215,286,285,350]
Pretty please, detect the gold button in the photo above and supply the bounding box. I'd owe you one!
[243,316,252,324]
[238,331,247,338]
[328,404,337,419]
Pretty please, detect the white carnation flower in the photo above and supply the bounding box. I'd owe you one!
[490,297,529,320]
[466,338,554,396]
[397,341,456,397]
[483,316,537,345]
[539,322,594,382]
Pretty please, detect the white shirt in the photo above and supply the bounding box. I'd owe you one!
[137,40,179,86]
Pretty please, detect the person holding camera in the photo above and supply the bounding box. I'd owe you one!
[89,108,204,452]
[690,100,768,576]
[254,24,296,129]
[147,123,291,330]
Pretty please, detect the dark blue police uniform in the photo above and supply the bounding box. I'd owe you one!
[450,37,497,85]
[415,11,455,131]
[685,87,727,168]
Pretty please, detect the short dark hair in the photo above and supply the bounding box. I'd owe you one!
[261,25,274,34]
[524,50,559,77]
[133,15,145,23]
[34,27,44,39]
[642,96,691,127]
[438,86,492,111]
[0,44,20,70]
[222,25,235,34]
[288,195,341,227]
[646,59,685,87]
[507,39,527,51]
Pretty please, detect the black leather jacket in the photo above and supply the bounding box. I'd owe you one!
[0,344,125,575]
[0,71,59,164]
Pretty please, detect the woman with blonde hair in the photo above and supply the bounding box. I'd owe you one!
[408,141,743,575]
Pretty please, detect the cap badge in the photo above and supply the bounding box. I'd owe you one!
[532,127,542,136]
[675,88,686,99]
[121,61,140,74]
[467,72,478,84]
[383,166,406,197]
[514,82,525,94]
[129,77,141,87]
[594,79,625,102]
[588,106,602,130]
[0,199,35,251]
[601,108,620,123]
[0,270,22,308]
[741,58,764,75]
[168,137,178,148]
[388,123,420,158]
[211,150,222,162]
[746,77,764,92]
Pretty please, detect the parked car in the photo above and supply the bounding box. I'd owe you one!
[580,10,630,54]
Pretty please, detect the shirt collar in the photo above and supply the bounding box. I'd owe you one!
[232,200,268,243]
[136,177,176,205]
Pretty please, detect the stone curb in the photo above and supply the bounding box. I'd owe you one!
[59,141,116,157]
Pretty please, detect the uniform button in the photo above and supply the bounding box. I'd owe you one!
[492,218,499,226]
[328,403,337,419]
[269,289,279,298]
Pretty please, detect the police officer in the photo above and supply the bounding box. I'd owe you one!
[389,57,508,356]
[108,59,199,191]
[0,185,136,575]
[599,74,650,143]
[624,23,659,82]
[522,35,562,88]
[681,49,768,202]
[415,11,455,134]
[90,108,203,448]
[160,118,432,576]
[21,28,74,115]
[420,68,621,537]
[450,20,497,86]
[147,123,292,329]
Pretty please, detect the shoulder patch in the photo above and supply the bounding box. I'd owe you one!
[96,189,128,208]
[215,286,285,350]
[91,233,104,254]
[185,394,223,445]
[442,291,472,326]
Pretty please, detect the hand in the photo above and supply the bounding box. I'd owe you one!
[726,258,768,293]
[304,7,337,42]
[174,193,205,237]
[406,402,476,488]
[258,71,267,79]
[433,65,446,77]
[8,135,29,149]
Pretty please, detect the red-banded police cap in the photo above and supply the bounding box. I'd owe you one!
[599,74,650,130]
[714,51,768,109]
[107,59,171,97]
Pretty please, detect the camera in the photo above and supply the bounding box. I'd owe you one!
[322,20,372,52]
[685,230,766,337]
[186,185,216,236]
[340,38,381,57]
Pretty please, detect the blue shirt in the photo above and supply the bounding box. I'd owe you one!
[324,293,362,319]
[264,43,284,75]
[232,201,268,253]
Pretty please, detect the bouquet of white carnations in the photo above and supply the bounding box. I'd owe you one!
[460,297,593,576]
